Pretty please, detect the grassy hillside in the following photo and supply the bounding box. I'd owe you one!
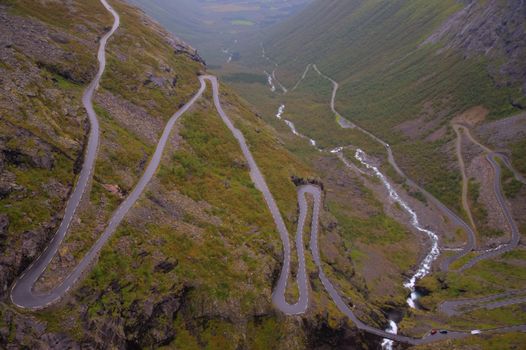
[0,0,383,348]
[2,0,524,348]
[216,2,526,346]
[233,0,526,213]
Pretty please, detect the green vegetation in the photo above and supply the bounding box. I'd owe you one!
[415,332,526,350]
[3,0,524,347]
[246,317,284,350]
[447,304,526,330]
[449,251,478,271]
[418,249,526,309]
[31,0,205,271]
[7,0,107,83]
[510,138,526,176]
[233,0,524,217]
[58,101,151,260]
[1,152,74,234]
[5,0,110,30]
[1,0,318,347]
[323,165,419,306]
[0,59,11,70]
[93,104,153,186]
[0,0,110,247]
[222,72,267,85]
[332,203,408,245]
[71,92,314,346]
[468,178,488,231]
[498,159,524,198]
[408,249,526,345]
[396,138,462,212]
[406,188,427,204]
[101,1,202,121]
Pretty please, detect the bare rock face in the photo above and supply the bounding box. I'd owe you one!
[0,214,8,238]
[423,0,526,94]
[73,282,190,348]
[1,136,56,171]
[0,309,82,349]
[0,7,96,85]
[174,44,206,66]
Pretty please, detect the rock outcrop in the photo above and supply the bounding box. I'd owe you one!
[423,0,526,95]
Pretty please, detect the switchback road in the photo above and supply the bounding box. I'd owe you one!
[10,1,525,346]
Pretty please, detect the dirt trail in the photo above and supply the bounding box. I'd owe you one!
[453,125,479,241]
[460,123,525,184]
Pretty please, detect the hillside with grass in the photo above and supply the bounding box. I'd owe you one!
[233,0,526,214]
[0,0,407,348]
[1,0,525,348]
[212,1,526,347]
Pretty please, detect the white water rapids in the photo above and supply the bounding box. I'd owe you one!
[380,320,398,350]
[354,148,440,345]
[275,104,285,119]
[354,149,440,304]
[264,70,276,92]
[274,106,440,304]
[271,93,441,348]
[275,105,317,148]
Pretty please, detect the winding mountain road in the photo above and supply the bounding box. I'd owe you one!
[207,75,310,315]
[10,0,121,309]
[310,64,477,271]
[10,1,526,346]
[290,64,312,92]
[453,125,522,271]
[10,0,206,309]
[439,289,526,317]
[269,62,525,343]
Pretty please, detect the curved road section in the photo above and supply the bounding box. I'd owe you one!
[276,63,524,343]
[10,0,120,309]
[453,125,521,271]
[458,152,521,271]
[439,289,526,317]
[206,76,309,315]
[206,76,525,344]
[10,0,208,309]
[311,64,476,271]
[454,125,479,236]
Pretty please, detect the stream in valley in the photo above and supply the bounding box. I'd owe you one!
[273,102,441,348]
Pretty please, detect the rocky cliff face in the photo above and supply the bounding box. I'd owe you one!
[424,0,526,96]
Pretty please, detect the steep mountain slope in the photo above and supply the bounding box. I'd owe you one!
[2,0,525,348]
[0,0,202,302]
[215,1,526,347]
[239,0,526,214]
[0,0,388,348]
[259,0,526,89]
